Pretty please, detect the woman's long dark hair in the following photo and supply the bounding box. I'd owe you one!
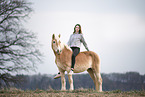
[73,24,82,34]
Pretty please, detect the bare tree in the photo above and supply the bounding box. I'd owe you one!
[0,0,42,87]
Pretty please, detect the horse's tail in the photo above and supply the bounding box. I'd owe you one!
[90,51,100,71]
[84,51,102,91]
[84,51,100,71]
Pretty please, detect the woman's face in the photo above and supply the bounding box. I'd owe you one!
[75,25,80,33]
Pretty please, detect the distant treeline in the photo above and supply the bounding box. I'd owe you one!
[0,72,145,91]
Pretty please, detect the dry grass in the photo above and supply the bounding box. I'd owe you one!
[0,88,145,97]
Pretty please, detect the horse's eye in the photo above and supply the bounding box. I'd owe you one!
[53,41,55,43]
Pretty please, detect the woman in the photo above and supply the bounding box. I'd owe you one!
[54,24,89,79]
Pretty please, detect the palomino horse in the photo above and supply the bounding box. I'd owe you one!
[51,34,102,92]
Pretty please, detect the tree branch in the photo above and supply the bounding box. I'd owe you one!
[0,0,42,87]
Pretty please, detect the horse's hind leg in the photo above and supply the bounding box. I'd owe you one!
[87,68,97,89]
[93,68,102,92]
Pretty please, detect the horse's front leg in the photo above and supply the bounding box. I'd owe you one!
[60,71,66,90]
[68,72,74,90]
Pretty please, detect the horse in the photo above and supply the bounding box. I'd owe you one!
[51,34,102,92]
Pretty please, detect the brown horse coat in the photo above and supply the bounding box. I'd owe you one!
[52,34,102,91]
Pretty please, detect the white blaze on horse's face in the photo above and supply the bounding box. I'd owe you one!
[52,34,62,55]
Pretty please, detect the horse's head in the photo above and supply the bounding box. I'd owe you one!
[51,34,63,55]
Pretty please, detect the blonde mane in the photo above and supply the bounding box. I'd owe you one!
[64,44,72,51]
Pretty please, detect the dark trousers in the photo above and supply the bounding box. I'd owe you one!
[71,47,80,69]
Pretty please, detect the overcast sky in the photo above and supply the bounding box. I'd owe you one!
[25,0,145,75]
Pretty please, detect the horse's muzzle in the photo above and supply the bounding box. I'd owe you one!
[57,49,62,55]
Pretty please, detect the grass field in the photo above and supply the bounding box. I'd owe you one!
[0,88,145,97]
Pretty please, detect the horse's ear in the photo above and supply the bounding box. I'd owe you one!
[58,34,61,38]
[52,34,55,39]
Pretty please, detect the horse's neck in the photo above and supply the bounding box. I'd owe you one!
[56,45,72,59]
[62,45,72,57]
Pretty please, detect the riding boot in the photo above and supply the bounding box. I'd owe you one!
[54,72,61,79]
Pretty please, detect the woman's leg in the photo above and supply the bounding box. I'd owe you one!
[71,47,80,70]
